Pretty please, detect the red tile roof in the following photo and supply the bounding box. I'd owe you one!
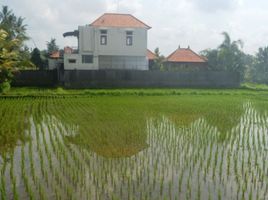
[50,51,60,59]
[167,48,206,63]
[147,49,156,60]
[91,13,151,29]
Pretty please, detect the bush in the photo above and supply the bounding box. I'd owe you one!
[0,81,11,94]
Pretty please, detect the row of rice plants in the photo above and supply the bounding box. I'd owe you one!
[0,96,268,199]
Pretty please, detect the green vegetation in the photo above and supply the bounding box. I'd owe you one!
[241,82,268,91]
[0,6,34,93]
[30,48,45,70]
[201,32,245,78]
[2,85,268,97]
[250,46,268,84]
[200,32,268,84]
[150,47,165,71]
[0,89,268,199]
[46,38,59,55]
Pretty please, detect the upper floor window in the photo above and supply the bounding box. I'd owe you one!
[82,55,93,63]
[100,30,107,45]
[126,31,133,46]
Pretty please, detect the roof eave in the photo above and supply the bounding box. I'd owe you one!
[166,60,207,63]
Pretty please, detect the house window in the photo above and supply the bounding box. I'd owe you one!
[82,55,93,63]
[126,31,133,46]
[68,59,76,63]
[100,30,107,45]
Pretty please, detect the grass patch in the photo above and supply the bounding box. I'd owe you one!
[2,86,268,98]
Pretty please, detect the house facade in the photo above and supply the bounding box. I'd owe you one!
[63,13,151,70]
[165,47,208,71]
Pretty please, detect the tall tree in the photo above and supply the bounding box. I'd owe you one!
[218,32,244,72]
[0,6,28,41]
[201,32,245,79]
[243,54,255,82]
[31,48,44,70]
[0,30,22,92]
[0,6,33,93]
[152,47,165,70]
[251,47,268,84]
[47,38,59,55]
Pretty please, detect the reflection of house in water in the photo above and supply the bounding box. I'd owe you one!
[65,127,148,158]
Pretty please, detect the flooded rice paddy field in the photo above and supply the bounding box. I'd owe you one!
[0,94,268,200]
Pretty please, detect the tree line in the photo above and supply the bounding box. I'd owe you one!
[0,5,268,93]
[152,34,268,84]
[201,32,268,84]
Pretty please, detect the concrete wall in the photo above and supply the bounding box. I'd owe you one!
[48,58,63,70]
[79,26,94,52]
[64,25,148,70]
[99,56,148,70]
[12,70,240,89]
[12,70,58,87]
[78,26,147,56]
[62,70,240,89]
[95,27,147,56]
[64,53,98,70]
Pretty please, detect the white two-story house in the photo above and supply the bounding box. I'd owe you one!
[63,13,151,70]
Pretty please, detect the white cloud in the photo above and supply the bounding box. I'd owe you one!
[1,0,268,55]
[190,0,238,12]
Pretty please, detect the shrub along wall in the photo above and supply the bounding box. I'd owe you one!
[13,69,240,88]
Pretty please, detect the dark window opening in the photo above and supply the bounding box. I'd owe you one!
[100,30,107,45]
[100,30,107,34]
[126,31,133,46]
[68,59,76,63]
[126,31,133,35]
[82,55,93,63]
[100,35,107,45]
[126,36,133,46]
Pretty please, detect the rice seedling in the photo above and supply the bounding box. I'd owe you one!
[0,91,268,199]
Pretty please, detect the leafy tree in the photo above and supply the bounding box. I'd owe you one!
[0,30,23,92]
[47,38,59,55]
[201,49,219,70]
[243,54,255,82]
[0,6,33,93]
[151,47,165,70]
[201,32,245,79]
[251,47,268,84]
[31,48,44,69]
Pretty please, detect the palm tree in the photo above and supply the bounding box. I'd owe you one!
[219,32,243,53]
[201,32,245,78]
[217,32,245,75]
[0,6,28,41]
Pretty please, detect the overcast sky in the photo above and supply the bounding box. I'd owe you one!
[2,0,268,56]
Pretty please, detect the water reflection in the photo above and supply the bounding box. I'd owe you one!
[0,101,268,199]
